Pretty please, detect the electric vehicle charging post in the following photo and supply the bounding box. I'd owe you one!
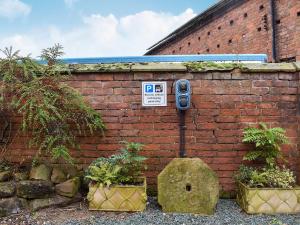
[175,79,191,158]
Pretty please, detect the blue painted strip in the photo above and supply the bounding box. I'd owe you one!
[38,54,267,64]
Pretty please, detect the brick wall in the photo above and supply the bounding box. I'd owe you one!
[150,0,300,62]
[276,0,300,61]
[4,63,300,194]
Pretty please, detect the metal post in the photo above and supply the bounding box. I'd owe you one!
[270,0,278,62]
[179,110,186,158]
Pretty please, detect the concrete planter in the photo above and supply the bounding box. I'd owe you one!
[236,181,300,214]
[87,178,147,212]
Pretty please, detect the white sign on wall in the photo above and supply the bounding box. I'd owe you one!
[142,82,167,107]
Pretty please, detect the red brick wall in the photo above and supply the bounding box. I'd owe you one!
[276,0,300,61]
[4,67,300,194]
[297,4,300,62]
[150,0,299,62]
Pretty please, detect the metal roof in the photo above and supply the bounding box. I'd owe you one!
[42,54,267,64]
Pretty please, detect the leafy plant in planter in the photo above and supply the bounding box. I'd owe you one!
[235,165,296,189]
[0,45,105,164]
[242,122,289,168]
[235,123,300,214]
[85,142,147,212]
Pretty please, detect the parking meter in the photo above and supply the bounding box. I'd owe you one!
[175,79,191,111]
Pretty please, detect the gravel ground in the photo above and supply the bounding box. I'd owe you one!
[1,198,300,225]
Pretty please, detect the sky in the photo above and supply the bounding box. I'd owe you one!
[0,0,218,58]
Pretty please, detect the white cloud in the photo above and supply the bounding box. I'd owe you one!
[0,8,196,57]
[64,0,79,8]
[0,0,31,19]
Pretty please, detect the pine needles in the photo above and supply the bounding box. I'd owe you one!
[0,45,105,164]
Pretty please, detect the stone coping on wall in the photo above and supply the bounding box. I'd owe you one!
[57,62,300,73]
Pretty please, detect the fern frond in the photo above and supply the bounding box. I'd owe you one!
[242,123,290,167]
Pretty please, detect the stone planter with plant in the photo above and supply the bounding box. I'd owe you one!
[85,142,147,212]
[235,123,300,214]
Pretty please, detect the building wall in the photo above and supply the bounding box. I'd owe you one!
[150,0,300,62]
[4,63,300,194]
[276,0,300,61]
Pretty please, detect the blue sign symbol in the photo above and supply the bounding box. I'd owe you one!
[145,84,154,93]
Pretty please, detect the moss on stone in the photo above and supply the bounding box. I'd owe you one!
[241,63,296,73]
[49,62,297,74]
[17,180,54,199]
[51,167,67,184]
[0,171,12,182]
[14,172,29,182]
[184,62,245,72]
[0,182,16,198]
[158,158,219,215]
[55,177,80,198]
[29,164,52,181]
[293,62,300,71]
[132,62,187,72]
[69,63,132,72]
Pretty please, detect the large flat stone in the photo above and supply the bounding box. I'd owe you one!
[0,181,16,197]
[185,62,237,72]
[0,171,12,182]
[17,180,54,199]
[158,158,219,215]
[69,63,131,73]
[55,177,80,198]
[0,197,23,217]
[14,171,29,181]
[241,63,296,73]
[30,164,52,181]
[132,63,187,72]
[51,167,67,184]
[29,193,82,211]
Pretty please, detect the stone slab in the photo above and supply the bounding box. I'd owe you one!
[29,193,82,211]
[0,197,23,217]
[0,171,12,182]
[69,63,132,73]
[17,180,54,199]
[131,63,187,72]
[158,158,219,215]
[0,181,16,198]
[55,177,80,198]
[30,164,52,181]
[241,63,296,73]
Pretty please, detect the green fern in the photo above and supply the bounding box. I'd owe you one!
[85,142,147,186]
[85,163,122,187]
[0,45,105,163]
[242,123,289,167]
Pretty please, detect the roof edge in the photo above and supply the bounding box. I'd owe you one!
[145,0,247,55]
